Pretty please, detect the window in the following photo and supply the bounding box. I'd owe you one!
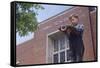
[60,37,65,50]
[66,50,72,61]
[53,54,58,63]
[60,51,65,63]
[53,35,72,63]
[54,40,59,52]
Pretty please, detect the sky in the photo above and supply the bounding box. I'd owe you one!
[16,4,73,45]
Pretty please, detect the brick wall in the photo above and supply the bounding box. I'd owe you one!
[16,6,97,65]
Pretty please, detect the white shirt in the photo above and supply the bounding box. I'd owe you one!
[74,24,84,32]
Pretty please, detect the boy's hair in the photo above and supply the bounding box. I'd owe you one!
[69,14,79,21]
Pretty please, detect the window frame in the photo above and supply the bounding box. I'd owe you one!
[52,35,71,63]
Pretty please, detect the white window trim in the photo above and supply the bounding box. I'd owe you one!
[46,30,71,63]
[52,35,70,63]
[46,30,59,63]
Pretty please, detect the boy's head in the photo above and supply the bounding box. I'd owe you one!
[69,14,79,25]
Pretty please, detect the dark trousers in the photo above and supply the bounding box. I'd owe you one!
[70,42,84,62]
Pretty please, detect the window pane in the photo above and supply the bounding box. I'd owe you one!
[60,51,65,63]
[66,50,72,61]
[53,54,58,63]
[65,36,69,49]
[60,37,65,50]
[54,40,59,52]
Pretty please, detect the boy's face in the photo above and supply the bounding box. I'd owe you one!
[70,17,79,25]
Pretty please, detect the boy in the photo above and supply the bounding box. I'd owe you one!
[59,14,84,62]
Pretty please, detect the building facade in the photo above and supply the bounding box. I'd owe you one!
[16,6,97,65]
